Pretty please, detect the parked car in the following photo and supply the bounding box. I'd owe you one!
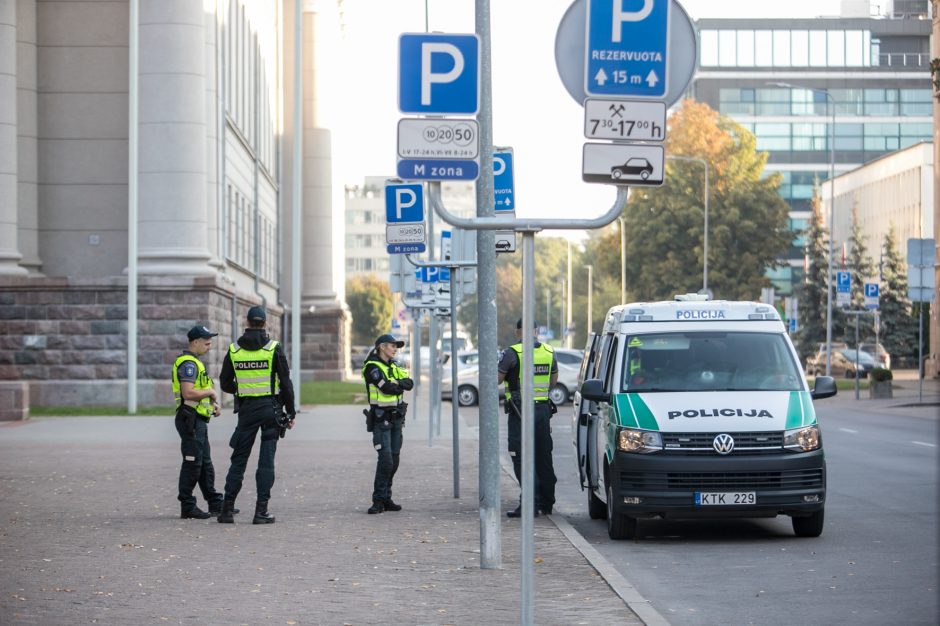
[858,342,890,370]
[441,347,584,407]
[807,348,876,378]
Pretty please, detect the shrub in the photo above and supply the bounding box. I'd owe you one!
[870,367,893,382]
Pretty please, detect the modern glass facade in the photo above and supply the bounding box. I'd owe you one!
[691,9,931,297]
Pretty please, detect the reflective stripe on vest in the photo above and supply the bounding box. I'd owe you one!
[362,359,410,407]
[230,340,279,397]
[172,354,214,418]
[504,342,554,402]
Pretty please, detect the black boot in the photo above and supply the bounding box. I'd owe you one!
[209,501,239,516]
[181,505,211,520]
[252,501,276,524]
[383,498,402,512]
[217,499,236,524]
[506,504,539,518]
[367,500,385,514]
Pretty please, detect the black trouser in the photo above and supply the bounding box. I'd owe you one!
[223,397,279,504]
[371,410,404,502]
[175,405,223,511]
[506,400,557,511]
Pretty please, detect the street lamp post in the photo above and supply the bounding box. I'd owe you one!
[618,217,626,304]
[769,82,836,376]
[585,264,594,337]
[666,155,709,293]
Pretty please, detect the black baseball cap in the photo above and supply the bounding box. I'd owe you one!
[187,325,219,341]
[247,306,266,322]
[375,334,405,348]
[516,318,538,329]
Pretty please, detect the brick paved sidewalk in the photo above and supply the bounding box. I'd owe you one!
[0,407,640,625]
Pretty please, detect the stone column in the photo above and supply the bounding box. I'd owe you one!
[301,1,340,307]
[930,0,940,378]
[0,0,27,274]
[137,0,212,275]
[16,0,39,274]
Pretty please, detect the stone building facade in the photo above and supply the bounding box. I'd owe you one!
[0,0,350,418]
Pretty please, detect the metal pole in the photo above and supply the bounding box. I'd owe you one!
[428,200,438,446]
[918,304,924,403]
[412,308,420,424]
[619,216,626,304]
[545,288,550,342]
[474,0,500,569]
[703,161,709,293]
[291,0,302,389]
[521,231,536,626]
[855,315,860,400]
[588,266,594,335]
[450,271,460,498]
[566,241,572,349]
[825,90,835,377]
[127,0,138,414]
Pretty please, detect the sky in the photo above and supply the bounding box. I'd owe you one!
[329,0,847,237]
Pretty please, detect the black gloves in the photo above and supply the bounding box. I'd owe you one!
[398,377,414,391]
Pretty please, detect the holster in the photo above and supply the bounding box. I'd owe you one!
[364,407,376,432]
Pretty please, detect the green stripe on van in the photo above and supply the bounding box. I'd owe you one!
[785,391,817,429]
[613,393,660,431]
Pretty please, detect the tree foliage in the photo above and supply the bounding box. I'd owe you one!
[346,274,394,346]
[588,100,791,303]
[794,188,830,363]
[879,225,919,363]
[836,204,877,343]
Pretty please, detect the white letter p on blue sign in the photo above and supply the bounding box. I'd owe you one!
[399,33,480,115]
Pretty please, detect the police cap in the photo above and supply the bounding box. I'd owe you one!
[375,333,405,348]
[247,305,266,323]
[187,325,219,341]
[516,318,538,329]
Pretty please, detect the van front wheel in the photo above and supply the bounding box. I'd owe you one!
[606,482,637,540]
[792,508,825,537]
[588,487,606,520]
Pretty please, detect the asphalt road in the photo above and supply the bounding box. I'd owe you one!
[451,396,938,625]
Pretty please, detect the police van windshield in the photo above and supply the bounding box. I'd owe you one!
[621,332,803,392]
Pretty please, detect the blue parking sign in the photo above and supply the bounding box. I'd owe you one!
[493,150,515,211]
[399,33,480,115]
[385,183,424,223]
[836,271,851,293]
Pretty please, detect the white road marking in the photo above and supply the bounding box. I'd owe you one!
[912,441,936,448]
[839,428,858,434]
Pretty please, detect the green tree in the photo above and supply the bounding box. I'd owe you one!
[794,188,830,364]
[611,100,791,302]
[837,205,877,343]
[346,274,394,346]
[879,225,918,365]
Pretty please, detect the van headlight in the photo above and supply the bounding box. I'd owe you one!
[783,425,820,452]
[618,428,663,454]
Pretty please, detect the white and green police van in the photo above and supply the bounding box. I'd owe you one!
[573,295,837,540]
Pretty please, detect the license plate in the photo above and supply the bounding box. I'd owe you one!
[695,492,756,506]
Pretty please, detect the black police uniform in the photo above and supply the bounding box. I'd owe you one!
[498,343,558,515]
[174,351,224,518]
[218,326,295,524]
[362,347,414,514]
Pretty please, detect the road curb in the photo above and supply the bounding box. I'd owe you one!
[549,514,671,626]
[497,455,668,625]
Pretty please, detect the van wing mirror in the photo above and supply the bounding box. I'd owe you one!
[811,375,837,400]
[580,378,610,403]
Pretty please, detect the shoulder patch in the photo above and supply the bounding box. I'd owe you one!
[182,362,196,378]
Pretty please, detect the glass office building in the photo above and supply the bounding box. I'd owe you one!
[690,4,932,296]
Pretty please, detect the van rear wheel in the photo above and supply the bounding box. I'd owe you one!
[792,508,825,537]
[606,482,637,540]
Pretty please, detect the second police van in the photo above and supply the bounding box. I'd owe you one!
[573,295,837,540]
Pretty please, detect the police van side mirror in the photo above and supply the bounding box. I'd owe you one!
[580,379,610,403]
[811,376,837,400]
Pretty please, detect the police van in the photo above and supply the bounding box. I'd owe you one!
[573,295,837,540]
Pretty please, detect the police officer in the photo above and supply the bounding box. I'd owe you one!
[497,319,558,517]
[362,334,414,514]
[172,325,225,519]
[217,306,296,524]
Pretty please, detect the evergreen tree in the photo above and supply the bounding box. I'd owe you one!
[837,205,877,344]
[794,187,830,364]
[346,274,394,346]
[878,225,918,365]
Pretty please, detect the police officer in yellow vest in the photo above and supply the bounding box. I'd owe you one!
[362,334,414,514]
[497,319,558,518]
[217,306,296,524]
[172,325,225,519]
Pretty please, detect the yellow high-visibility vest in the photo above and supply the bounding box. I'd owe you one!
[229,340,279,397]
[172,354,215,419]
